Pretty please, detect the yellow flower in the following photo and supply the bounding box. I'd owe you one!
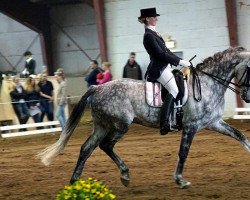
[64,186,72,190]
[64,194,71,200]
[56,178,116,200]
[85,184,91,189]
[74,184,82,190]
[84,189,90,193]
[109,193,116,199]
[99,193,104,198]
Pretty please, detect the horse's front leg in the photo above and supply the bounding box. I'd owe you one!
[173,128,196,189]
[209,119,250,152]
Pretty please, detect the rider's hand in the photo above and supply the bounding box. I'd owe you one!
[179,59,191,67]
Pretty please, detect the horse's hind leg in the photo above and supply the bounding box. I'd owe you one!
[70,124,107,184]
[209,119,250,151]
[99,128,130,187]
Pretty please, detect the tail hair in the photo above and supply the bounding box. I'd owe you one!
[36,86,96,166]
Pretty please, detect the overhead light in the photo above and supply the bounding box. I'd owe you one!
[163,34,176,49]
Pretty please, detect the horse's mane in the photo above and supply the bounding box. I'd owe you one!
[196,46,246,70]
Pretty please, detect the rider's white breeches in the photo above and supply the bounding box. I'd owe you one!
[157,66,178,99]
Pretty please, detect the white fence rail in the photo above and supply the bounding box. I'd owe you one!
[0,121,62,138]
[233,108,250,120]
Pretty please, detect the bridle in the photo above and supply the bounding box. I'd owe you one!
[191,58,250,102]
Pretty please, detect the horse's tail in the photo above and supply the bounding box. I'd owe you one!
[36,85,96,166]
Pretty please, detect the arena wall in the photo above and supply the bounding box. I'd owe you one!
[50,3,100,76]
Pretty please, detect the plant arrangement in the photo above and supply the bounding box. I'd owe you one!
[56,178,116,200]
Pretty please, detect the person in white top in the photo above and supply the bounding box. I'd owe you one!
[55,68,67,129]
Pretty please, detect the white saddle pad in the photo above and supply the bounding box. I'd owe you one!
[145,81,163,107]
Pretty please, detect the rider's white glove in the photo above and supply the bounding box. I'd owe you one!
[179,59,191,67]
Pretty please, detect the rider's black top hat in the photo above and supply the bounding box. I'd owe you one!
[138,7,160,20]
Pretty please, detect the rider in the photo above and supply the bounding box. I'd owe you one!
[138,7,191,135]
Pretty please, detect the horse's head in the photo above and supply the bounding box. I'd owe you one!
[236,53,250,103]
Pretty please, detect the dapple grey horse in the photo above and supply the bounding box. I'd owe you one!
[37,47,250,189]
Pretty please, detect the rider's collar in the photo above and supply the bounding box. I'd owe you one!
[146,25,157,33]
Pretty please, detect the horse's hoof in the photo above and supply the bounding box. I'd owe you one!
[243,140,250,152]
[177,180,191,189]
[120,176,130,187]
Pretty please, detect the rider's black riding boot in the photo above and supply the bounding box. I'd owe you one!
[160,93,175,135]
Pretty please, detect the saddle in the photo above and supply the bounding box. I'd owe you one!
[145,69,186,107]
[145,69,188,131]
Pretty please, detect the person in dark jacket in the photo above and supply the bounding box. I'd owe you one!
[22,51,36,76]
[123,52,142,80]
[138,7,191,135]
[38,74,54,123]
[85,60,102,87]
[9,77,30,127]
[85,60,102,104]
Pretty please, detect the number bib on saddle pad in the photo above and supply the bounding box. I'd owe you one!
[145,81,163,107]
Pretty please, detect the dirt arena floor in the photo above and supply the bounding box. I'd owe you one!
[1,112,250,200]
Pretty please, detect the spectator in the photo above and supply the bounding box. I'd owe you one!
[85,60,102,87]
[38,74,54,123]
[24,77,41,124]
[96,62,112,85]
[22,51,36,77]
[54,68,67,129]
[123,52,142,80]
[85,60,102,104]
[9,77,29,129]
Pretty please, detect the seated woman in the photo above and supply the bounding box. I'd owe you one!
[96,62,112,85]
[9,77,30,129]
[24,77,41,124]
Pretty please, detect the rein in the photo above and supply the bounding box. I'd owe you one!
[191,64,250,102]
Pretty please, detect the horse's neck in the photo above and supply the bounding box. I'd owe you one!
[188,65,234,98]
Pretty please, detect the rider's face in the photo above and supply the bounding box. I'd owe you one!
[146,17,158,26]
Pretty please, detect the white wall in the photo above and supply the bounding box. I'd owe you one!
[105,0,229,80]
[50,3,100,76]
[0,13,43,74]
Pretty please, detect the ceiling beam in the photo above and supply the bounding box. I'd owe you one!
[93,0,107,62]
[225,0,238,47]
[82,0,93,7]
[225,0,243,108]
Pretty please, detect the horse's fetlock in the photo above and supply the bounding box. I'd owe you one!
[120,165,129,174]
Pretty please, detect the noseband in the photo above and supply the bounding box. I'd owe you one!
[237,61,250,88]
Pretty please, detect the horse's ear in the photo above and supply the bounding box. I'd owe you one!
[240,51,250,58]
